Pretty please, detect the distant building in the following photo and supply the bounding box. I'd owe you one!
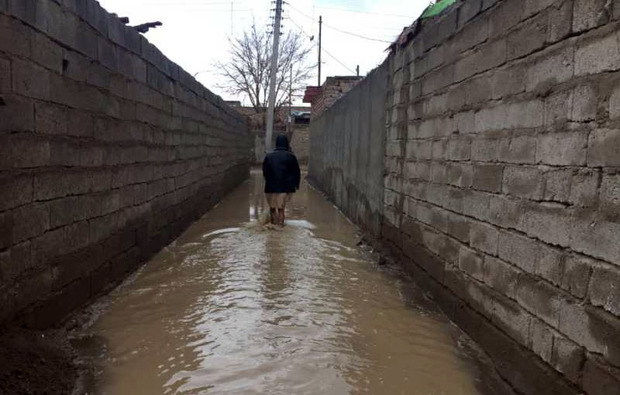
[303,76,363,119]
[225,100,242,108]
[236,106,312,165]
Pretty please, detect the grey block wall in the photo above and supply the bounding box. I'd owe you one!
[310,0,620,394]
[0,0,252,328]
[308,64,388,236]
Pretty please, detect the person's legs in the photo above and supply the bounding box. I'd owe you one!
[270,208,277,224]
[277,208,285,226]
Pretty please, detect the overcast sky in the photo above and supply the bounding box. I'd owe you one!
[97,0,430,105]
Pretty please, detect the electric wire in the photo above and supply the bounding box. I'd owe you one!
[287,16,357,75]
[288,4,394,43]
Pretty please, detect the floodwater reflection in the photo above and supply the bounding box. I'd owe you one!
[75,171,512,395]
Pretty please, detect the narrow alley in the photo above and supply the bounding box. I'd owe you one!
[73,171,511,395]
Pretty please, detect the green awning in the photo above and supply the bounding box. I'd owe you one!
[421,0,458,18]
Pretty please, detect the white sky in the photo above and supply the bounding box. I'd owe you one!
[97,0,430,105]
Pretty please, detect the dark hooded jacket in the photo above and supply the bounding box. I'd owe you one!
[262,134,301,194]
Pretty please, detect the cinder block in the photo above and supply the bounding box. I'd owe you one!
[458,0,482,29]
[455,39,506,82]
[0,95,35,133]
[446,137,471,161]
[601,172,620,211]
[527,47,574,91]
[544,168,572,203]
[31,31,63,74]
[503,166,543,199]
[537,132,587,166]
[0,134,50,169]
[524,202,572,247]
[587,129,620,167]
[0,174,33,212]
[0,242,32,284]
[560,303,620,365]
[471,137,499,162]
[97,36,118,71]
[575,32,620,76]
[572,84,597,121]
[12,59,50,100]
[475,101,543,133]
[573,0,610,33]
[506,12,548,60]
[488,194,524,229]
[582,355,620,395]
[34,102,67,135]
[530,318,553,363]
[548,0,574,43]
[0,56,9,93]
[551,336,585,385]
[483,255,521,298]
[0,211,13,250]
[446,211,471,242]
[489,0,524,37]
[454,111,475,134]
[11,203,50,244]
[571,209,620,264]
[34,170,90,200]
[589,262,620,316]
[562,254,593,299]
[446,163,473,187]
[569,169,600,207]
[537,244,565,286]
[473,163,503,193]
[422,65,454,95]
[491,64,526,99]
[544,90,572,125]
[7,0,36,26]
[482,0,498,11]
[470,221,499,255]
[0,14,31,57]
[517,275,563,327]
[458,246,485,281]
[498,230,539,273]
[491,295,532,345]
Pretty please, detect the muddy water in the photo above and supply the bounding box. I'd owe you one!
[75,171,512,395]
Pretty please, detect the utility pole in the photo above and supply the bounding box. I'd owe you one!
[289,64,293,132]
[318,15,322,86]
[265,0,283,153]
[356,65,359,77]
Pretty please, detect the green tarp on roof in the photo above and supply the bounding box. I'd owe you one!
[421,0,458,18]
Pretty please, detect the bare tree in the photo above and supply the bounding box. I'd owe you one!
[214,24,314,113]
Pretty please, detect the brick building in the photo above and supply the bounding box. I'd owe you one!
[303,76,363,119]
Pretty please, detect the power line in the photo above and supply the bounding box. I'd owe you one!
[288,5,393,44]
[315,5,416,19]
[288,17,356,75]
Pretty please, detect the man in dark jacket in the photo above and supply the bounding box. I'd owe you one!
[262,134,301,226]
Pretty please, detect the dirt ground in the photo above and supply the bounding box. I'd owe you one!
[0,329,77,395]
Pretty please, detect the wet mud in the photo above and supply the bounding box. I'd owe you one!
[72,171,514,395]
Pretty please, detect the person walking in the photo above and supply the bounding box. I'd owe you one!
[262,134,301,227]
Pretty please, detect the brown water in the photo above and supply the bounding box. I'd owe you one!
[74,171,512,395]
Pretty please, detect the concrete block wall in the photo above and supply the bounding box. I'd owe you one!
[0,0,251,328]
[308,65,388,236]
[383,0,620,394]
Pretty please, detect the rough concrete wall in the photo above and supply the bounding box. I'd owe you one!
[308,65,388,236]
[382,1,620,394]
[290,125,310,165]
[0,0,251,328]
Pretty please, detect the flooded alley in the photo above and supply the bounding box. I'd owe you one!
[74,171,512,395]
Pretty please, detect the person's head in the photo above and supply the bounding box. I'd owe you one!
[275,134,289,151]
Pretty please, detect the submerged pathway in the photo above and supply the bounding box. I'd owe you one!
[74,171,513,395]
